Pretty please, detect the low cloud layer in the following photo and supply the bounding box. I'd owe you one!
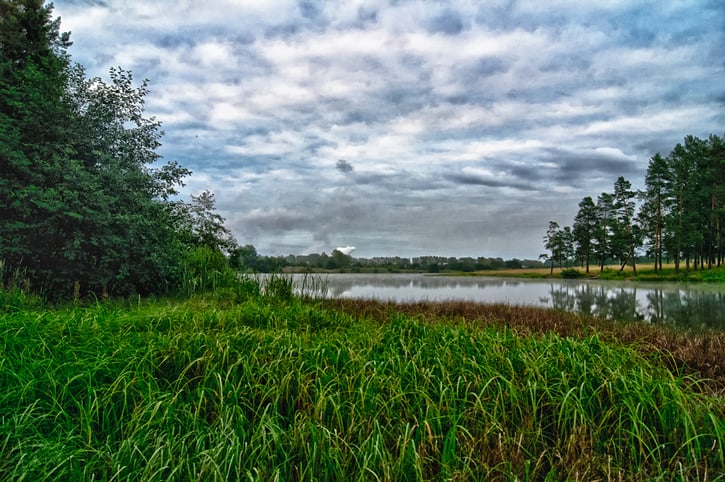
[54,0,724,258]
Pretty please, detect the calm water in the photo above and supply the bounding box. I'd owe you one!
[294,273,725,331]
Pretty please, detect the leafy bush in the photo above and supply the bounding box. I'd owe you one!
[561,268,583,278]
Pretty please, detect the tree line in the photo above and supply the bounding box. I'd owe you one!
[1,1,237,299]
[229,248,544,273]
[543,134,724,274]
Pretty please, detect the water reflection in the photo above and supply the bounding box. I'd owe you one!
[299,274,725,331]
[547,283,725,330]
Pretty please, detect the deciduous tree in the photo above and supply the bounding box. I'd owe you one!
[1,1,191,297]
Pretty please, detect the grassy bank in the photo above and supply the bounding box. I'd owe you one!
[1,292,723,480]
[455,263,725,282]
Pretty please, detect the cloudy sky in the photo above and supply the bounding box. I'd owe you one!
[53,0,724,259]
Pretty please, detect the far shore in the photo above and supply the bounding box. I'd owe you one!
[284,263,725,282]
[445,263,725,282]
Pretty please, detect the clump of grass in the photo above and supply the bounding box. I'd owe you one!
[261,273,295,301]
[180,247,240,297]
[1,293,722,480]
[297,273,330,300]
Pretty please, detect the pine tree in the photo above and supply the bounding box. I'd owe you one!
[573,196,597,273]
[638,153,670,271]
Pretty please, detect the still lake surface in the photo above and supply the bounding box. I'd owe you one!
[293,273,725,331]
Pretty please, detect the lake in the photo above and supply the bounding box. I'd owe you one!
[292,273,725,331]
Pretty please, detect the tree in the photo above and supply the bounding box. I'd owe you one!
[332,249,352,269]
[1,0,75,292]
[666,137,706,272]
[545,133,724,276]
[560,226,574,268]
[594,192,615,272]
[611,176,640,274]
[638,153,670,271]
[543,221,562,274]
[701,134,724,268]
[572,196,597,273]
[229,244,259,272]
[0,2,191,297]
[180,190,237,254]
[63,66,192,296]
[707,134,725,267]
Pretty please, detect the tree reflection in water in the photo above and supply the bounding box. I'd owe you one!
[550,283,724,330]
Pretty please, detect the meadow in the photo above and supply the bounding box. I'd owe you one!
[468,263,725,282]
[1,281,723,481]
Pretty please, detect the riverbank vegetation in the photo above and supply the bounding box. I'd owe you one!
[468,263,725,282]
[543,135,724,276]
[2,284,723,481]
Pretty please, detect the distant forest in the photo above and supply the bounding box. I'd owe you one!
[543,134,724,274]
[228,245,545,273]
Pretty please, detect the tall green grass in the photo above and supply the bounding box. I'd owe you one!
[1,291,722,480]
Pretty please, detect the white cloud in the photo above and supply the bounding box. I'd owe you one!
[51,0,723,257]
[335,246,357,255]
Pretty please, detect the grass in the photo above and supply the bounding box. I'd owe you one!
[464,263,725,282]
[1,288,723,480]
[323,299,725,395]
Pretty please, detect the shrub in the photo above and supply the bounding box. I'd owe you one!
[561,268,583,279]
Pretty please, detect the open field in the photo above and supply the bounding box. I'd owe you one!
[456,263,725,282]
[441,264,640,278]
[1,287,723,481]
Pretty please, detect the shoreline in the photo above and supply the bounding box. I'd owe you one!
[283,264,725,282]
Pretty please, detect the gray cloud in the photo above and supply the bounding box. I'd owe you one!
[336,159,354,173]
[428,9,465,35]
[52,0,724,258]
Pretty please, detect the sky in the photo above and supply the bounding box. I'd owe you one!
[52,0,724,259]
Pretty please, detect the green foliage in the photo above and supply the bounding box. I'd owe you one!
[543,221,574,272]
[573,196,597,273]
[560,268,583,279]
[262,273,295,301]
[1,296,722,480]
[550,133,725,276]
[0,2,194,299]
[176,190,237,254]
[0,261,43,312]
[598,265,725,283]
[639,152,670,271]
[180,247,238,297]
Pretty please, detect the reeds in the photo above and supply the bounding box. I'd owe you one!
[1,292,723,480]
[324,299,725,395]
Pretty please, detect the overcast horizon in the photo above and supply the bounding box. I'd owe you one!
[53,0,724,259]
